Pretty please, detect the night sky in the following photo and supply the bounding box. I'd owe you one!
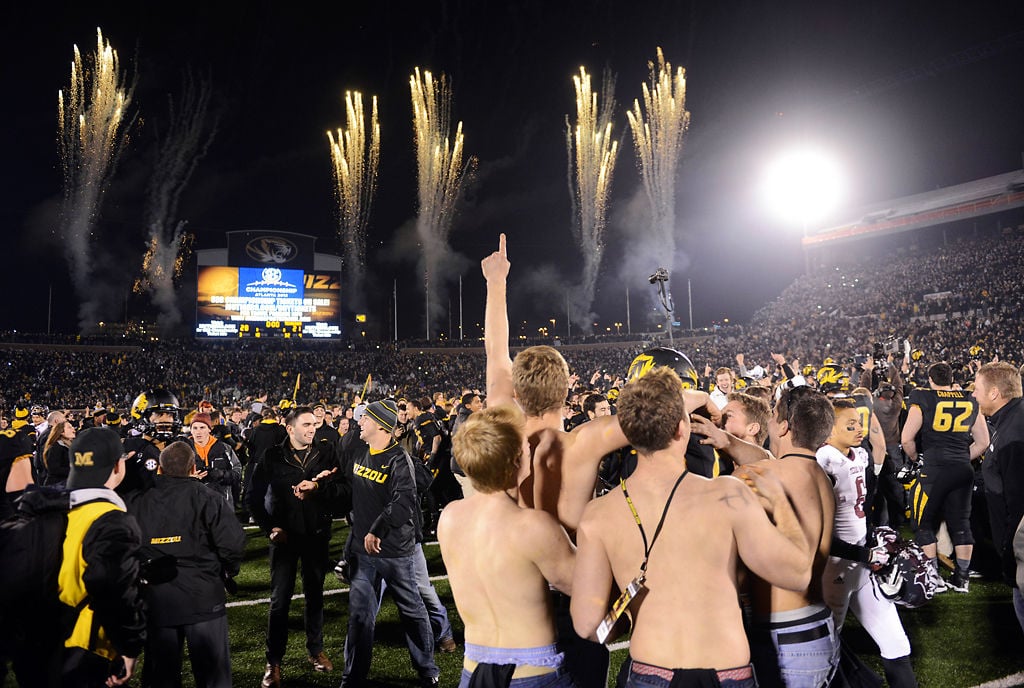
[4,1,1024,338]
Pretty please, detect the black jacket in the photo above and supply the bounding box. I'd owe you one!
[65,489,147,660]
[350,442,419,558]
[248,438,345,538]
[119,435,164,496]
[246,420,287,466]
[983,397,1024,576]
[127,476,245,627]
[187,437,242,497]
[42,443,71,487]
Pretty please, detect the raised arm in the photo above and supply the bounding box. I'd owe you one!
[483,233,514,407]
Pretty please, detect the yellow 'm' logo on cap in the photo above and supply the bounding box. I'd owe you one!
[74,451,95,467]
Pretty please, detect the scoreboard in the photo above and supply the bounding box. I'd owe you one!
[195,266,342,338]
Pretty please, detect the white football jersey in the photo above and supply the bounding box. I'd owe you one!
[816,444,869,546]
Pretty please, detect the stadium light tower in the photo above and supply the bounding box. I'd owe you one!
[760,146,845,271]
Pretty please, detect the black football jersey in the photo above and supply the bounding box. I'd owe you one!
[908,388,978,465]
[852,393,874,449]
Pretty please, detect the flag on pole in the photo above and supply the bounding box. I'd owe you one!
[359,373,372,400]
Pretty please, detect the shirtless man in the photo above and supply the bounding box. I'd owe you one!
[438,406,576,688]
[481,234,710,530]
[691,386,839,687]
[482,233,629,686]
[571,368,812,688]
[722,392,771,446]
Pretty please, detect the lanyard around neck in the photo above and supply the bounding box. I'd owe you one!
[620,469,688,578]
[779,452,818,461]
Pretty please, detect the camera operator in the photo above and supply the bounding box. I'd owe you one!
[866,354,910,529]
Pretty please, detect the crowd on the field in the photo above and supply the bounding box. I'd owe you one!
[3,227,1024,688]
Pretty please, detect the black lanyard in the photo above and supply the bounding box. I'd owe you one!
[620,469,688,580]
[779,452,818,461]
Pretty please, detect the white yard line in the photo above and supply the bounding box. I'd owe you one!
[970,673,1024,688]
[225,574,449,608]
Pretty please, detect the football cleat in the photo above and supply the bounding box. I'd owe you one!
[948,569,970,593]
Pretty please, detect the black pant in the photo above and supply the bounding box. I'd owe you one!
[913,462,974,546]
[266,533,330,663]
[869,458,907,531]
[553,591,609,688]
[61,648,116,688]
[143,616,231,688]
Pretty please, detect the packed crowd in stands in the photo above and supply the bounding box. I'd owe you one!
[2,230,1022,414]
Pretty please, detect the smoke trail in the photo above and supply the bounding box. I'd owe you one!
[625,47,690,282]
[565,66,619,332]
[58,28,135,332]
[410,67,471,339]
[136,72,217,334]
[328,91,380,310]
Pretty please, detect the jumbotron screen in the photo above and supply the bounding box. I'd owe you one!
[195,266,342,338]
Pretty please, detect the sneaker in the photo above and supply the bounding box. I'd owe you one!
[261,663,282,688]
[948,569,970,593]
[929,569,949,594]
[420,677,440,688]
[334,559,350,584]
[437,636,457,653]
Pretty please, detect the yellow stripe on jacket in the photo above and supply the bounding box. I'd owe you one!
[59,500,123,659]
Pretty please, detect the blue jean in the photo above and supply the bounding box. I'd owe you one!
[343,552,439,685]
[749,605,839,688]
[1014,587,1024,633]
[413,544,453,642]
[459,666,576,688]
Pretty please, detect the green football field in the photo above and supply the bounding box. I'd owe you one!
[9,520,1024,687]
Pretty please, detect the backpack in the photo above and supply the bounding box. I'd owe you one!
[0,485,70,614]
[0,484,85,661]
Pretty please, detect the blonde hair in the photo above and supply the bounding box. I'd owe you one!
[726,391,770,445]
[452,405,525,493]
[978,362,1023,400]
[512,346,570,417]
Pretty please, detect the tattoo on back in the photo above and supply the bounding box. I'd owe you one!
[719,485,751,510]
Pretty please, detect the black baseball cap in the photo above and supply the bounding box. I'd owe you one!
[67,427,126,490]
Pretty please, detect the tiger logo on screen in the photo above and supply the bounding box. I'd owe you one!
[246,236,297,264]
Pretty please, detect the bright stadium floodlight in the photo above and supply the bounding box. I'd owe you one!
[760,146,845,229]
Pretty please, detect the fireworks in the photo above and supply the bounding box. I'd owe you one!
[626,47,690,251]
[58,27,134,330]
[409,67,469,338]
[141,73,216,331]
[566,65,619,329]
[327,90,380,302]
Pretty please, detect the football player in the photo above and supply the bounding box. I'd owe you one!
[901,362,988,592]
[820,399,917,688]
